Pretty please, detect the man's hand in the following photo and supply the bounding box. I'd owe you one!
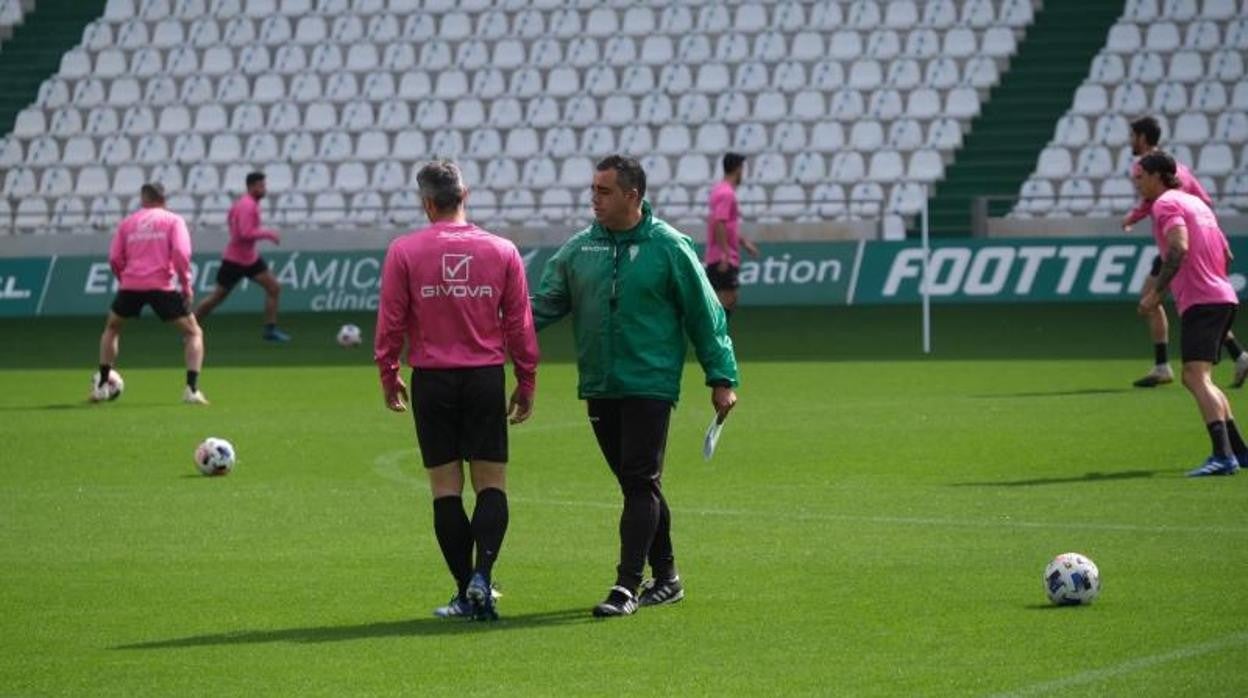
[384,376,409,412]
[744,239,761,258]
[716,260,729,273]
[1138,289,1161,316]
[712,385,737,419]
[508,389,533,424]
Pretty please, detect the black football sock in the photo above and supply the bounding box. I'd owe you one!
[186,370,199,391]
[1154,343,1168,366]
[98,364,112,387]
[433,495,473,596]
[1225,337,1246,361]
[1227,420,1248,460]
[1207,421,1233,459]
[616,486,659,592]
[470,488,509,581]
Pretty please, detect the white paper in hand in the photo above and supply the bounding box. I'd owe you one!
[703,412,727,461]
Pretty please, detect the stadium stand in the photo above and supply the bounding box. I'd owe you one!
[1,1,1244,240]
[2,0,1035,238]
[1012,0,1248,221]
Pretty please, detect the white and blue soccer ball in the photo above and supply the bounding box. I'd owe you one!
[336,323,362,348]
[1044,552,1101,606]
[89,369,124,402]
[195,437,236,477]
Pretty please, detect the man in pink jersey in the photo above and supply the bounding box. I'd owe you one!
[1123,117,1248,388]
[704,152,759,318]
[1135,152,1244,476]
[194,172,290,342]
[375,161,538,620]
[92,183,208,405]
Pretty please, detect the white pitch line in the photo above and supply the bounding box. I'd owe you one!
[372,450,1248,535]
[987,631,1248,698]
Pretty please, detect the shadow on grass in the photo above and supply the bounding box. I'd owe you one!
[113,608,595,649]
[0,402,170,412]
[1023,604,1092,611]
[971,388,1133,399]
[951,470,1163,487]
[0,402,90,411]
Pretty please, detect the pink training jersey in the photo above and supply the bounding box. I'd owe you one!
[108,206,192,297]
[704,180,742,268]
[1126,158,1212,228]
[374,220,538,397]
[223,194,279,265]
[1150,188,1237,315]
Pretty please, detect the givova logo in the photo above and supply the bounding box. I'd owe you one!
[422,253,493,299]
[881,244,1159,299]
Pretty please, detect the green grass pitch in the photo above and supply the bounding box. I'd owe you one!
[1,304,1245,696]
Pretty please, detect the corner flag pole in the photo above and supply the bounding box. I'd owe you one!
[920,186,931,355]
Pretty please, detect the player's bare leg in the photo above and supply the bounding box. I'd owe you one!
[193,285,231,321]
[254,271,290,342]
[91,312,126,401]
[98,312,124,372]
[1182,361,1240,476]
[173,314,208,404]
[1134,276,1173,387]
[716,289,738,316]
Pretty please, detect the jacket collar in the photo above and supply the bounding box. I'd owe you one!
[590,200,653,242]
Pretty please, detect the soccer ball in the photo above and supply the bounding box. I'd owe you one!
[1044,552,1101,606]
[195,437,236,477]
[337,323,362,347]
[89,369,124,402]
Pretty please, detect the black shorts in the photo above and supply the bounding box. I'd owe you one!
[110,290,190,321]
[409,365,508,468]
[216,258,268,290]
[1180,303,1237,364]
[705,263,740,291]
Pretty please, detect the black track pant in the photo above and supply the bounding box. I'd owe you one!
[587,398,676,590]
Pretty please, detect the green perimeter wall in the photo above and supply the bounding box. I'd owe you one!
[4,238,1248,317]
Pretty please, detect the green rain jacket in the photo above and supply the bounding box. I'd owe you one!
[532,201,739,402]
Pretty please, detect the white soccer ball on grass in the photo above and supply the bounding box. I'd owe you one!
[89,370,124,402]
[337,323,362,348]
[1044,552,1100,606]
[195,437,236,477]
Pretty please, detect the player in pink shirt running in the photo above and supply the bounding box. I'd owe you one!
[1135,152,1244,476]
[1123,117,1248,388]
[193,172,290,342]
[704,152,759,318]
[374,161,539,620]
[93,183,208,405]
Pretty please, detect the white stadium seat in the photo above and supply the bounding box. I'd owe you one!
[1196,143,1234,176]
[1037,147,1073,178]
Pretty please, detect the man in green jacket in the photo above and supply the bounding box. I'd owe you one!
[532,155,740,617]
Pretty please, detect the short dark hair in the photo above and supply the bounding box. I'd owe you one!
[415,160,466,212]
[140,182,166,204]
[723,152,747,176]
[1137,150,1181,189]
[595,154,646,199]
[1130,117,1162,147]
[245,172,266,187]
